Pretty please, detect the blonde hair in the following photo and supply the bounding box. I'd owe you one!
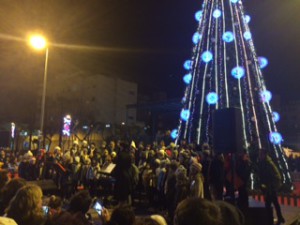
[6,184,43,225]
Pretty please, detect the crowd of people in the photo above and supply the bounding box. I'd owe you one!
[0,138,295,225]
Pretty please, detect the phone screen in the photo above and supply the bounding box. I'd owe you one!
[42,206,49,216]
[93,201,103,215]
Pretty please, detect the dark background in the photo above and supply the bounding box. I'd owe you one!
[0,0,299,117]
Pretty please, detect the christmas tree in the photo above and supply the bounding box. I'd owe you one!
[172,0,292,187]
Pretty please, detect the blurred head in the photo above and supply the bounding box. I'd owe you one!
[0,178,26,209]
[109,206,135,225]
[215,201,245,225]
[0,169,9,190]
[90,143,96,149]
[6,184,43,225]
[0,150,5,158]
[175,165,188,185]
[136,215,167,225]
[68,190,92,214]
[109,141,116,149]
[48,195,63,211]
[174,198,222,225]
[190,162,202,175]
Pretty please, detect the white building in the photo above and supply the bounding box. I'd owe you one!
[46,71,137,126]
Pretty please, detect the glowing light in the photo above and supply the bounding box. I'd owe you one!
[11,122,15,138]
[272,112,280,123]
[213,9,222,18]
[183,60,192,70]
[206,92,218,105]
[231,66,245,79]
[222,31,234,43]
[171,129,178,139]
[180,109,190,121]
[260,90,272,103]
[195,10,203,22]
[269,132,283,145]
[201,51,213,63]
[244,15,251,23]
[183,73,192,84]
[62,115,72,136]
[258,56,269,69]
[243,31,252,40]
[192,32,202,44]
[231,0,239,3]
[29,35,47,50]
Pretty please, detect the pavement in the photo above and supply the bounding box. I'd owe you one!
[249,197,300,225]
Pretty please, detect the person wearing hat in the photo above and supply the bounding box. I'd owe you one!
[189,162,204,198]
[173,165,189,215]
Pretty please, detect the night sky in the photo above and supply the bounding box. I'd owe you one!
[0,0,299,116]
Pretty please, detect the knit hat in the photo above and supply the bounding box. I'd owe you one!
[158,149,165,158]
[111,151,117,158]
[74,156,80,163]
[190,162,202,173]
[190,156,198,165]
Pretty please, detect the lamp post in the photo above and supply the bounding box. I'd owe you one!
[29,35,48,149]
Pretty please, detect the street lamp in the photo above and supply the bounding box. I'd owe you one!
[29,34,48,149]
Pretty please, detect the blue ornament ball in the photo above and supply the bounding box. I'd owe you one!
[269,132,283,145]
[231,66,245,79]
[201,51,213,63]
[206,92,218,104]
[222,31,234,43]
[180,109,190,121]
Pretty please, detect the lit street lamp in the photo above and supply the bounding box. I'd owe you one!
[29,34,48,149]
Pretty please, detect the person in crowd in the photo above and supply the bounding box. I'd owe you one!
[5,184,45,225]
[81,140,89,152]
[201,146,212,200]
[113,143,134,206]
[0,150,7,169]
[236,152,252,211]
[89,143,97,159]
[215,200,245,225]
[68,190,93,225]
[0,178,27,215]
[209,153,225,200]
[173,165,189,217]
[70,156,82,194]
[106,205,135,225]
[258,148,285,225]
[28,157,39,181]
[142,162,154,206]
[47,195,63,216]
[164,160,178,221]
[45,195,83,225]
[156,159,168,210]
[108,141,116,154]
[178,151,190,173]
[189,162,204,198]
[0,169,9,191]
[174,197,222,225]
[18,152,32,180]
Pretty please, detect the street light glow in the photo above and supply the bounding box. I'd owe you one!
[29,35,47,50]
[28,33,49,148]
